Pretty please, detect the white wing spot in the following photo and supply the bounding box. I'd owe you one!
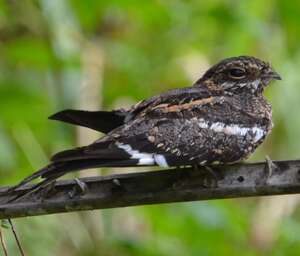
[116,142,169,167]
[154,155,169,168]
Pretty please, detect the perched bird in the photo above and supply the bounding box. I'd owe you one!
[12,56,281,191]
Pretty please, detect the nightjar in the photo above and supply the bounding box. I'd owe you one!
[13,56,281,189]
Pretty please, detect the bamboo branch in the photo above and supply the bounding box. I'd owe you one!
[0,160,300,219]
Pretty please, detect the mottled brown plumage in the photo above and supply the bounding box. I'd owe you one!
[11,56,281,191]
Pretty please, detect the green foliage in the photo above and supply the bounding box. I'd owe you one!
[0,0,300,255]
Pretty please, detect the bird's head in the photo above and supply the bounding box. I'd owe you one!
[195,56,281,95]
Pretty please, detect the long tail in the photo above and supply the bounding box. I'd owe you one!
[6,138,148,196]
[11,155,142,189]
[7,132,178,201]
[5,157,141,203]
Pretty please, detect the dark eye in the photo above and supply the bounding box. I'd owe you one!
[228,68,246,79]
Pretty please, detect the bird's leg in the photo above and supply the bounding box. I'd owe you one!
[193,164,219,188]
[204,166,219,181]
[265,155,278,179]
[193,164,218,178]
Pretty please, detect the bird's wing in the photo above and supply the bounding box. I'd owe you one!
[84,92,269,168]
[125,87,214,121]
[50,87,225,168]
[49,87,213,133]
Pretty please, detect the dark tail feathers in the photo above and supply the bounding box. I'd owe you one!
[16,158,138,185]
[49,109,127,133]
[6,158,140,202]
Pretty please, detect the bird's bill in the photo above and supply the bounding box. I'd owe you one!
[268,70,282,80]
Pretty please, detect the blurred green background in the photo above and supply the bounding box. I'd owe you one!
[1,0,300,255]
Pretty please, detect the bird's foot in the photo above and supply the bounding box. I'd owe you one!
[74,178,87,194]
[193,164,219,188]
[68,178,87,198]
[265,155,278,180]
[112,178,121,186]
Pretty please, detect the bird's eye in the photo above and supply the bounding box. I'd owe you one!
[228,68,246,79]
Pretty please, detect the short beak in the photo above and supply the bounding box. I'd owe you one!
[268,70,282,80]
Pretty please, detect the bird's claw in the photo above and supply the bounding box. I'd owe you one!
[112,178,121,186]
[265,155,278,179]
[68,178,87,198]
[193,164,219,188]
[75,178,87,194]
